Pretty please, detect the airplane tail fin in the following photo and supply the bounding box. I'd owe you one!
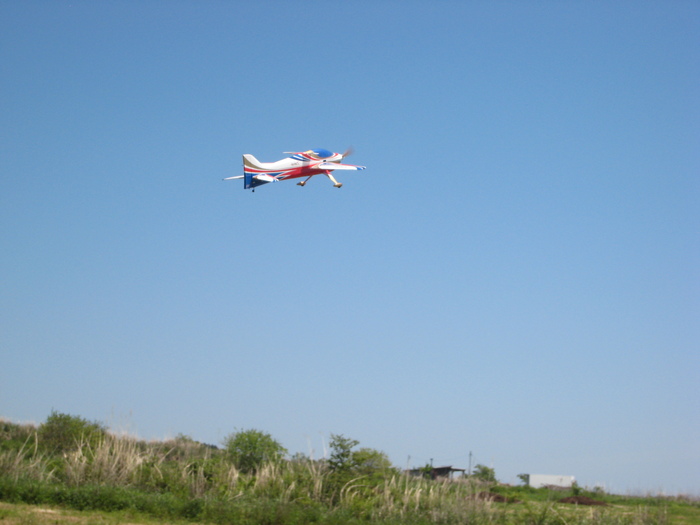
[243,154,264,170]
[243,154,270,190]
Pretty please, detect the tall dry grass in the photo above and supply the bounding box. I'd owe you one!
[63,433,147,487]
[0,432,53,482]
[0,418,681,524]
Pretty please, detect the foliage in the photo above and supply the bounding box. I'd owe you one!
[222,428,287,474]
[328,433,359,473]
[413,463,434,479]
[0,419,36,453]
[1,414,697,524]
[471,463,497,483]
[327,434,393,476]
[38,411,106,456]
[352,447,394,476]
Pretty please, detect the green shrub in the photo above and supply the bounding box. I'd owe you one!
[471,463,497,483]
[2,414,696,524]
[38,411,106,456]
[223,429,287,474]
[0,420,37,453]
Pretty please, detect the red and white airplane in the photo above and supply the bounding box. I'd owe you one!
[224,148,365,190]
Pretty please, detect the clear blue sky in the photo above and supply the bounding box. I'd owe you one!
[1,1,698,495]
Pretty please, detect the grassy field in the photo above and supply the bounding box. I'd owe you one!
[2,493,698,525]
[0,501,190,524]
[2,415,698,524]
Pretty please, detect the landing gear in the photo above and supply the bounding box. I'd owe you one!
[297,172,343,188]
[326,172,343,188]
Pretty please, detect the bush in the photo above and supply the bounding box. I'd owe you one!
[328,434,360,474]
[223,429,287,474]
[0,420,37,453]
[38,411,106,456]
[328,434,394,478]
[3,414,692,524]
[471,464,497,483]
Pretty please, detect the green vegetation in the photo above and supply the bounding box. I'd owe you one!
[38,410,107,456]
[223,428,287,473]
[1,414,698,524]
[472,463,497,483]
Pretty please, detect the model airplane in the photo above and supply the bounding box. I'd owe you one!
[224,148,365,190]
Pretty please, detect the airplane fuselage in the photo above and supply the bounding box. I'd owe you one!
[245,163,334,181]
[247,151,345,182]
[225,148,365,190]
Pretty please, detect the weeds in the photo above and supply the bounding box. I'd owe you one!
[0,416,694,524]
[0,432,53,483]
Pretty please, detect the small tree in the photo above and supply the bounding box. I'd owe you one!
[352,447,393,476]
[223,429,287,473]
[472,463,497,483]
[517,473,530,486]
[38,411,106,455]
[417,463,434,479]
[325,434,395,504]
[327,434,359,473]
[327,434,396,478]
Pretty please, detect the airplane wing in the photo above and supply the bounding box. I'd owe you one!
[317,162,366,171]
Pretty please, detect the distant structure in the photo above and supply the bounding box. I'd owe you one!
[527,474,576,489]
[432,466,466,479]
[406,466,466,480]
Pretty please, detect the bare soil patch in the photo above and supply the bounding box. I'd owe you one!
[559,495,609,506]
[474,491,521,503]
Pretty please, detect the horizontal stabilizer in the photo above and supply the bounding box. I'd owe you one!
[253,174,277,183]
[224,175,244,180]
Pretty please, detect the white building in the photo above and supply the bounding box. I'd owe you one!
[528,474,576,489]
